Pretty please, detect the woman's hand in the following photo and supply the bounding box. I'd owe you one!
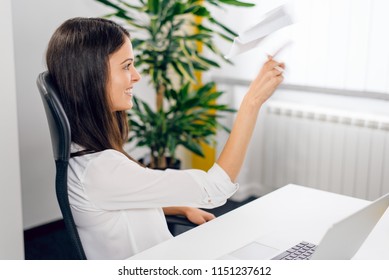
[163,206,215,225]
[184,207,215,225]
[246,56,285,108]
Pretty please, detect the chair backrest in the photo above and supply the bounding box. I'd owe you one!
[37,71,86,260]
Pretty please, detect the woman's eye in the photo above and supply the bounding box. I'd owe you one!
[124,63,132,70]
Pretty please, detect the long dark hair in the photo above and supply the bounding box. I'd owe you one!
[46,17,133,158]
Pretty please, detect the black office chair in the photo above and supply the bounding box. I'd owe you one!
[37,72,197,259]
[37,72,87,260]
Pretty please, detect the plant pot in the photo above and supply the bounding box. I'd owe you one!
[138,156,181,170]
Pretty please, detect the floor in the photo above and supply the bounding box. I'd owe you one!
[24,197,257,260]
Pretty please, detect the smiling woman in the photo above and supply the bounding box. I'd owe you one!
[46,17,132,155]
[44,17,283,259]
[107,39,141,112]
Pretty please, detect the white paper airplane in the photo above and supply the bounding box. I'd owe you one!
[225,4,294,60]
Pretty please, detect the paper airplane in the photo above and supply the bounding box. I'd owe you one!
[225,4,294,59]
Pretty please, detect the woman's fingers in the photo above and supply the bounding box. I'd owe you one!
[246,56,285,106]
[269,61,284,72]
[260,59,285,78]
[186,208,216,225]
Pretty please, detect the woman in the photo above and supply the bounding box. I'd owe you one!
[46,17,284,259]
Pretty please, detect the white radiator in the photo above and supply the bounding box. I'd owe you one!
[260,100,389,200]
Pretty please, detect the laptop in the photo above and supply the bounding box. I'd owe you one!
[221,192,389,260]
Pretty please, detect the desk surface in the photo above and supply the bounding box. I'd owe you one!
[131,184,389,260]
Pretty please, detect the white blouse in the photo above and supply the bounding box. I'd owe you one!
[67,147,238,260]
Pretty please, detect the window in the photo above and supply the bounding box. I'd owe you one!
[210,0,389,97]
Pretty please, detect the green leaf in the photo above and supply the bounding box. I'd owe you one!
[147,0,160,14]
[196,82,215,96]
[181,139,204,157]
[114,10,135,21]
[140,100,156,119]
[119,1,144,11]
[203,91,225,103]
[180,33,212,41]
[95,0,126,13]
[192,23,213,33]
[193,54,220,68]
[167,136,177,157]
[209,17,238,37]
[170,61,184,78]
[202,41,224,59]
[191,6,210,17]
[172,2,185,15]
[216,31,235,42]
[204,0,222,8]
[192,62,208,71]
[179,40,193,59]
[219,123,232,133]
[180,83,191,100]
[176,61,197,84]
[131,39,146,49]
[218,0,255,7]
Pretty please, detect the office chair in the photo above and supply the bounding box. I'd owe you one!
[37,72,87,260]
[37,72,197,259]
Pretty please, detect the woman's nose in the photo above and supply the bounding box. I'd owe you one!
[132,68,141,83]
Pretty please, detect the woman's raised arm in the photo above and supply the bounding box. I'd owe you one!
[217,57,284,182]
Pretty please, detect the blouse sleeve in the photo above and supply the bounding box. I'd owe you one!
[82,150,239,211]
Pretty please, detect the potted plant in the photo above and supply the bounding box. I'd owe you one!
[94,0,255,168]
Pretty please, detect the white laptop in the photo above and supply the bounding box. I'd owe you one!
[221,192,389,260]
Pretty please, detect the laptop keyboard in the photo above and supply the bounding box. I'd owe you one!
[271,241,317,260]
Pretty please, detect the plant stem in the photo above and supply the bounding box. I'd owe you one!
[156,83,165,111]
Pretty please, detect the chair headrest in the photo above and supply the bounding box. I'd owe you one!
[37,72,71,161]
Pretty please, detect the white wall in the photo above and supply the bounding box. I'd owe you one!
[12,0,154,229]
[0,0,24,259]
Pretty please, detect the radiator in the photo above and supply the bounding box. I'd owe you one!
[260,100,389,200]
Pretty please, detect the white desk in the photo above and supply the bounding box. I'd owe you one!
[131,184,389,260]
